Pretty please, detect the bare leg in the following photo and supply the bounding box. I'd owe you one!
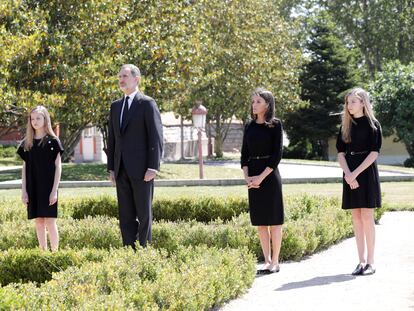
[257,226,271,268]
[351,209,365,264]
[361,208,375,265]
[45,218,59,252]
[270,225,283,266]
[35,218,47,250]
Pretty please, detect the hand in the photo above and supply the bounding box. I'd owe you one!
[144,169,157,182]
[21,191,29,204]
[349,180,359,190]
[248,175,263,189]
[344,172,357,185]
[109,170,116,185]
[49,190,58,206]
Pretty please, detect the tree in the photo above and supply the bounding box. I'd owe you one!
[321,0,414,79]
[284,12,357,160]
[174,0,302,157]
[370,61,414,167]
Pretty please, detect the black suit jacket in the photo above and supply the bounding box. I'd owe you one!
[107,92,163,179]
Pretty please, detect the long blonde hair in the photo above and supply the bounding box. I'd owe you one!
[341,88,378,143]
[23,105,58,150]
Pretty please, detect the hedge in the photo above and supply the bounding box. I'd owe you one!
[0,248,107,286]
[0,196,356,261]
[0,194,385,224]
[0,246,256,310]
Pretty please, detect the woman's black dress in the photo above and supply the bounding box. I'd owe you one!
[17,136,64,219]
[241,119,284,225]
[336,116,382,209]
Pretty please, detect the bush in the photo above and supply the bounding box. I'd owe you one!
[0,248,107,286]
[0,217,122,250]
[0,145,17,158]
[0,246,256,310]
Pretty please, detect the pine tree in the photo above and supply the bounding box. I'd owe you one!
[284,12,357,160]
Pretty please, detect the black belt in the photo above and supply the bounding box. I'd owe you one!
[348,151,369,155]
[249,155,271,160]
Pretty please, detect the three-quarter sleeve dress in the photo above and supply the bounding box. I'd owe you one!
[17,136,64,219]
[336,116,382,209]
[241,119,284,225]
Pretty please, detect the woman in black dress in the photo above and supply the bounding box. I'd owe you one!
[336,88,382,276]
[17,106,63,251]
[241,88,284,274]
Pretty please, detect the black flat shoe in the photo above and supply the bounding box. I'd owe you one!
[351,263,365,276]
[362,264,376,275]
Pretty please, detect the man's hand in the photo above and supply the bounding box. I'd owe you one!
[109,170,116,185]
[144,169,157,182]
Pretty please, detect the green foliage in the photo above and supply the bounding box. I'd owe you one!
[370,60,414,166]
[0,217,122,250]
[0,248,107,286]
[284,12,357,160]
[0,145,17,158]
[0,246,255,310]
[322,0,414,79]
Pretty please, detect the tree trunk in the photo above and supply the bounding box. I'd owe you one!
[213,115,223,158]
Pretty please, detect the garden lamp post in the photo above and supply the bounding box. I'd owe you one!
[191,102,208,179]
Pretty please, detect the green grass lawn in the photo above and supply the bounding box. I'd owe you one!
[1,181,413,211]
[0,163,243,182]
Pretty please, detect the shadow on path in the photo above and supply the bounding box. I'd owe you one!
[275,274,355,291]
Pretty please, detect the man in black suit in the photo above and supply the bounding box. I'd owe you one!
[107,64,163,248]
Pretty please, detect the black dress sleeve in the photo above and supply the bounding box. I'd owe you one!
[16,142,26,161]
[266,120,283,169]
[369,121,382,152]
[240,122,250,168]
[51,138,64,160]
[336,126,346,153]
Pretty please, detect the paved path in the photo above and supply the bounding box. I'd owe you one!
[221,212,414,311]
[211,161,411,178]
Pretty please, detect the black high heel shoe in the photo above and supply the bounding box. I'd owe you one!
[351,263,365,276]
[362,264,376,275]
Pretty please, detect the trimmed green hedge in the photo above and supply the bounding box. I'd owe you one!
[0,195,356,261]
[0,248,107,286]
[0,217,122,250]
[0,246,255,310]
[1,194,385,225]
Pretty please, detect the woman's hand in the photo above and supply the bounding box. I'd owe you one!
[49,190,58,206]
[349,180,359,190]
[344,172,358,185]
[248,175,263,189]
[21,191,29,204]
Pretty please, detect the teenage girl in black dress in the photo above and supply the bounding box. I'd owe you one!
[17,106,63,251]
[336,88,382,276]
[241,88,284,274]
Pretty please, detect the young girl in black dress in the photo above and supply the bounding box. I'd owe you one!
[336,88,382,276]
[17,106,63,251]
[241,88,284,274]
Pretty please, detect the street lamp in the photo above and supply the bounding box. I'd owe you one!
[191,101,208,179]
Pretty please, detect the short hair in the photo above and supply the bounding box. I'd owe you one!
[121,64,141,77]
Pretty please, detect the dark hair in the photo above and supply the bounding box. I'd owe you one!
[250,87,277,127]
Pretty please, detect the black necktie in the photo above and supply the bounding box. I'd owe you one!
[121,96,130,131]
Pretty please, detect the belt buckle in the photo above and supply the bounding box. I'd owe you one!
[350,151,355,155]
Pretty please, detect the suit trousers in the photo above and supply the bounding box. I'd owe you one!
[116,160,153,248]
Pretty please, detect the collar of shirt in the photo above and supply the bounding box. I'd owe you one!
[124,90,139,109]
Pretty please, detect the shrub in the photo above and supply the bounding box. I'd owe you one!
[0,246,256,310]
[0,248,107,286]
[0,217,122,250]
[0,145,17,158]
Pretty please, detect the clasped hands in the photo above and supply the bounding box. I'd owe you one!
[345,171,359,190]
[245,175,264,189]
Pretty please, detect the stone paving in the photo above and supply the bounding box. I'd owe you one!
[221,212,414,311]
